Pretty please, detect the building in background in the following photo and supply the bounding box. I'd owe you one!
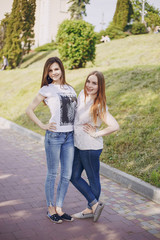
[34,0,70,47]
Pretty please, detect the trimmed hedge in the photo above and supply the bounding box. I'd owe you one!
[56,20,96,69]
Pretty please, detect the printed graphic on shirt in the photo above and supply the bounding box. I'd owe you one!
[58,93,77,126]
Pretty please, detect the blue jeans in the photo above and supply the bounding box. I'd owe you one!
[45,130,74,208]
[70,147,102,208]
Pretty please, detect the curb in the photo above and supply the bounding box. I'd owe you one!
[0,117,44,144]
[0,117,160,205]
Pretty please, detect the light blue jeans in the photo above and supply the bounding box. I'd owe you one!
[45,130,74,208]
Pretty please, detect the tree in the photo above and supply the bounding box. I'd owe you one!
[145,12,160,30]
[68,0,90,19]
[113,0,133,30]
[131,0,160,22]
[20,0,36,54]
[3,0,36,68]
[0,13,10,53]
[3,0,22,68]
[56,20,96,69]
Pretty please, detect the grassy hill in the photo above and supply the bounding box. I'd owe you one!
[0,33,160,187]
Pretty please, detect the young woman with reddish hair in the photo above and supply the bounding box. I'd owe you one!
[71,71,119,222]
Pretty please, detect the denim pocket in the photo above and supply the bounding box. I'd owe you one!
[48,131,61,138]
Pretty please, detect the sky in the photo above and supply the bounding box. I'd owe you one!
[0,0,160,32]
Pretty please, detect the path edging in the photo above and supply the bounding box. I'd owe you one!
[0,116,160,204]
[0,117,44,143]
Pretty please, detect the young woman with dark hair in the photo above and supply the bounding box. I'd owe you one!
[26,57,77,223]
[71,71,119,222]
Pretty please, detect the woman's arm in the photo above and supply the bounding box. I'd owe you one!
[26,93,56,131]
[83,111,119,138]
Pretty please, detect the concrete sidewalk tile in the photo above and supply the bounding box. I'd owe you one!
[12,203,33,211]
[127,232,159,240]
[154,233,160,239]
[0,222,20,233]
[0,233,17,240]
[123,224,146,233]
[13,229,37,239]
[30,200,46,208]
[70,236,90,240]
[3,216,25,225]
[0,206,15,214]
[17,220,40,231]
[103,206,117,215]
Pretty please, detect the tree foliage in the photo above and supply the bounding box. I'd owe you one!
[20,0,36,54]
[0,13,10,52]
[145,12,160,30]
[67,0,90,19]
[131,0,160,22]
[56,19,96,69]
[113,0,133,30]
[2,0,36,68]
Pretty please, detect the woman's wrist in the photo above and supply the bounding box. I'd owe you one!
[90,131,99,138]
[39,122,45,130]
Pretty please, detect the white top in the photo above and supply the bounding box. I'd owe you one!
[74,90,108,150]
[39,84,77,132]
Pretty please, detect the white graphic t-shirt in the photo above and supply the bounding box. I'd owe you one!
[39,84,77,132]
[74,90,108,150]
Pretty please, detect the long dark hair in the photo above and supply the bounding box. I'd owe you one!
[84,71,107,124]
[41,57,66,88]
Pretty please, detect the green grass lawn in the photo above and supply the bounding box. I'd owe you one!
[0,33,160,187]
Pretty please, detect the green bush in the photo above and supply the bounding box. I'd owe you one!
[131,22,147,35]
[56,19,96,69]
[35,42,57,52]
[105,24,129,40]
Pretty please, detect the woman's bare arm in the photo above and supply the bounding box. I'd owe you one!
[26,93,56,131]
[83,111,119,138]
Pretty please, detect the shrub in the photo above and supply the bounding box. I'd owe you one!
[105,24,129,40]
[35,42,57,52]
[131,22,147,35]
[56,19,96,69]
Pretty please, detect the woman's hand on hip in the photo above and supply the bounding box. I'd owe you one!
[41,122,57,131]
[83,124,97,137]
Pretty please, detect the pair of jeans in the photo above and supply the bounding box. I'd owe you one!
[70,147,102,208]
[45,130,74,208]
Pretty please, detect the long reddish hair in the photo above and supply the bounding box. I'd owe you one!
[41,57,67,88]
[84,71,107,124]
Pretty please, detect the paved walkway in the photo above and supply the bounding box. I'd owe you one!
[0,126,160,240]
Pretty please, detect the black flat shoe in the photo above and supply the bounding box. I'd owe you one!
[60,213,74,222]
[47,212,63,224]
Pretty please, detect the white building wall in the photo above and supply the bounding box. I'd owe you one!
[34,0,70,47]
